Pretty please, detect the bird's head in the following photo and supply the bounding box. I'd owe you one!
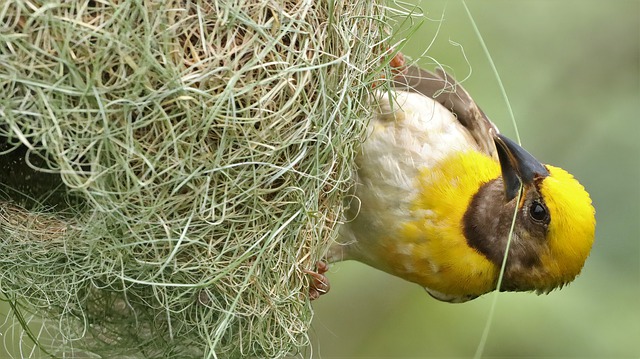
[463,134,596,294]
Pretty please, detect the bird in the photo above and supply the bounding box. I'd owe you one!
[320,62,596,303]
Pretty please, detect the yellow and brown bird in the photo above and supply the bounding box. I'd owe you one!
[323,64,596,303]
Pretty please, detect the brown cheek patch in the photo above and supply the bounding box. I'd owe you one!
[463,179,552,292]
[463,179,506,266]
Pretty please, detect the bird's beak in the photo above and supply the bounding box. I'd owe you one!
[494,134,549,201]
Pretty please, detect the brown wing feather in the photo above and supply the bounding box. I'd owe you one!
[392,65,499,159]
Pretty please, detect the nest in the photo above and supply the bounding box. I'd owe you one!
[0,0,416,357]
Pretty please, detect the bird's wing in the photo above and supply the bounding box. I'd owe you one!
[392,65,499,159]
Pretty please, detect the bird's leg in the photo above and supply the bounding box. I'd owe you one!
[304,261,330,301]
[389,51,407,76]
[372,50,407,89]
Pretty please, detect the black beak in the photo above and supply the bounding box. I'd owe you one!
[494,134,549,201]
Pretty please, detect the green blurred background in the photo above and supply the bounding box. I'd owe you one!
[309,0,640,358]
[1,0,638,358]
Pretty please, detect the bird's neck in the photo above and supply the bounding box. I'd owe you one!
[412,150,501,217]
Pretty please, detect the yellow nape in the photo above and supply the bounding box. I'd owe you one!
[539,165,596,285]
[394,151,501,296]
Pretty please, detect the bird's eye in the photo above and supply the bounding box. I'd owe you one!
[529,201,548,223]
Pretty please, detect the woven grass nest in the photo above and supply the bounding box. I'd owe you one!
[0,0,413,357]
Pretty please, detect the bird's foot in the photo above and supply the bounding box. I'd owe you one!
[304,261,330,301]
[372,50,407,89]
[389,51,407,76]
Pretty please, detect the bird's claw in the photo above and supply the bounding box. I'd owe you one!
[389,51,407,76]
[372,50,407,89]
[304,261,330,301]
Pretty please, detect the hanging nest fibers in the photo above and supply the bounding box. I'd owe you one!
[0,0,418,358]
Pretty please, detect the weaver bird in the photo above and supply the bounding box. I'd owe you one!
[323,64,596,303]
